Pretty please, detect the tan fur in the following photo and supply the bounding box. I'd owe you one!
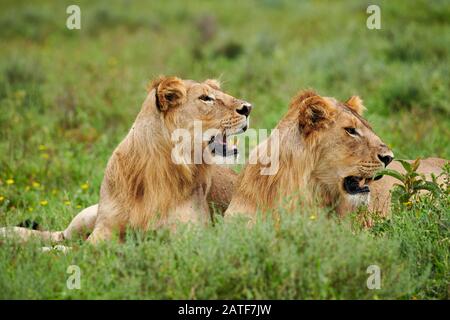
[38,165,238,242]
[207,165,238,214]
[0,76,250,243]
[346,96,366,115]
[225,90,395,218]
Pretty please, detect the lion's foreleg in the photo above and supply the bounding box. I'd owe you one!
[63,204,98,240]
[0,227,64,243]
[87,200,127,244]
[87,223,114,244]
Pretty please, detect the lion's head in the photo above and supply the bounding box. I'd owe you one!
[289,91,394,212]
[226,90,393,217]
[148,76,251,160]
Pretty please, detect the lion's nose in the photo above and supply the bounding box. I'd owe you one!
[236,103,252,117]
[378,154,393,167]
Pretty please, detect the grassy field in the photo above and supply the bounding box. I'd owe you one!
[0,0,449,299]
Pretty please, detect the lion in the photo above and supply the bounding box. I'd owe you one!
[0,76,252,243]
[224,90,447,218]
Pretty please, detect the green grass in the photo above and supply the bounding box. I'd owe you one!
[0,0,449,299]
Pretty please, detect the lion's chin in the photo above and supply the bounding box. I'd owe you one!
[341,176,373,207]
[346,192,371,208]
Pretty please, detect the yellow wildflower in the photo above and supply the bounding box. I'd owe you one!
[25,186,30,191]
[32,181,40,188]
[52,189,58,195]
[41,153,50,159]
[6,178,14,185]
[64,200,71,206]
[403,201,413,207]
[38,144,47,151]
[0,196,4,202]
[76,205,82,209]
[40,200,48,206]
[28,207,33,212]
[81,183,89,190]
[309,215,317,221]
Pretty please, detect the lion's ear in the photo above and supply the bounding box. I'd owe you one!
[346,96,366,115]
[204,79,221,90]
[149,76,187,111]
[295,92,336,136]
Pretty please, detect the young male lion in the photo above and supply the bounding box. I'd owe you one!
[225,91,447,218]
[0,76,251,243]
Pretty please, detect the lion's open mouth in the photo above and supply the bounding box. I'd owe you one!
[343,176,372,194]
[208,132,239,158]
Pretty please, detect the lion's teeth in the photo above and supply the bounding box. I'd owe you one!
[359,178,366,188]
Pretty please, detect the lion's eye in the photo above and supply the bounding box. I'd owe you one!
[199,95,214,102]
[344,127,358,136]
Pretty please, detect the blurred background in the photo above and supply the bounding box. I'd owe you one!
[0,0,449,225]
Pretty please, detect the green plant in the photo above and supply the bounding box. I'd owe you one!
[375,159,447,205]
[371,161,449,299]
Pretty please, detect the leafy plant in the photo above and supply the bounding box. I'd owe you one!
[375,159,447,205]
